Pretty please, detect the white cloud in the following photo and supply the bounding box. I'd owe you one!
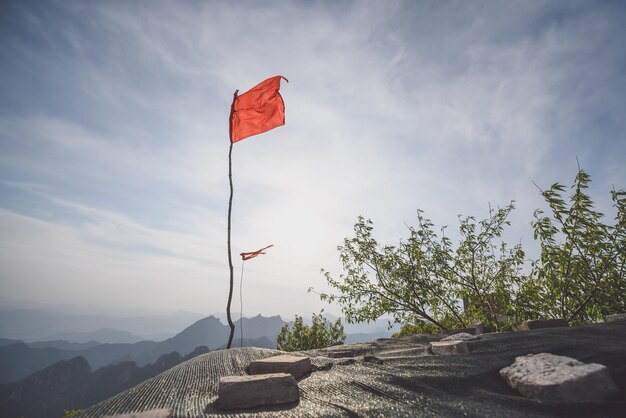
[1,1,624,317]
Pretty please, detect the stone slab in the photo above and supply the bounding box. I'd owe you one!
[249,354,311,378]
[323,346,370,358]
[605,313,626,323]
[216,373,299,410]
[500,353,618,401]
[446,322,485,336]
[377,347,431,358]
[514,319,569,331]
[429,340,470,355]
[104,409,172,418]
[441,332,479,342]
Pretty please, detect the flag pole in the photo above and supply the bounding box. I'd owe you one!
[226,89,238,349]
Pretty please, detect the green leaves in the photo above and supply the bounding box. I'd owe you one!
[276,312,345,352]
[316,202,525,332]
[526,168,626,323]
[315,166,624,335]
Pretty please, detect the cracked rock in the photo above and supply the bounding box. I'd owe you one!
[500,353,618,401]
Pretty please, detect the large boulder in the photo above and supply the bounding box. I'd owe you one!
[500,353,618,401]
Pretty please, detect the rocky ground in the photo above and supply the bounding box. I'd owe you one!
[77,321,626,417]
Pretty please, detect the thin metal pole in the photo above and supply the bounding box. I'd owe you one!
[239,260,245,348]
[226,90,238,349]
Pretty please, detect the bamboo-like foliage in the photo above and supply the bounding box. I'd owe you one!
[521,169,626,323]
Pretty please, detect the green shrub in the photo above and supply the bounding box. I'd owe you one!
[392,321,441,337]
[314,203,526,332]
[277,312,345,351]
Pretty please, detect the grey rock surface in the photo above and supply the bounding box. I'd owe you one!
[441,332,479,342]
[605,313,626,323]
[76,322,626,417]
[514,319,569,331]
[318,343,372,358]
[499,353,619,401]
[216,373,299,410]
[376,347,431,358]
[249,354,312,378]
[429,340,470,355]
[104,409,172,418]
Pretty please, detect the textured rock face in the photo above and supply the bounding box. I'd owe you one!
[377,347,430,358]
[429,340,470,355]
[441,332,479,342]
[249,354,312,378]
[216,373,299,410]
[104,409,172,418]
[605,313,626,323]
[514,319,569,331]
[499,353,619,401]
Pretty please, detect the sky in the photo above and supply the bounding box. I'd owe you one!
[0,0,625,319]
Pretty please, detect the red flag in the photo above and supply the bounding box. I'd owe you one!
[229,76,288,143]
[240,244,274,261]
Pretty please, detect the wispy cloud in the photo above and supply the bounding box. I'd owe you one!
[1,1,624,316]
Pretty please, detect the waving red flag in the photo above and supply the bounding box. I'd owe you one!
[229,76,288,143]
[224,76,288,349]
[240,244,274,261]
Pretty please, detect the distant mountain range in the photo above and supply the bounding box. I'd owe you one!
[0,308,396,384]
[0,308,398,344]
[40,328,144,344]
[0,311,290,417]
[0,314,285,384]
[0,309,205,341]
[0,308,398,417]
[0,346,211,418]
[321,313,400,336]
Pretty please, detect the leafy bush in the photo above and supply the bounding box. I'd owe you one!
[392,321,441,337]
[276,312,345,351]
[520,168,625,324]
[315,202,526,332]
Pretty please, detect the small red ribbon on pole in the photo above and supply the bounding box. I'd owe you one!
[240,244,274,261]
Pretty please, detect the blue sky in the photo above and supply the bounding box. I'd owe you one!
[1,1,625,318]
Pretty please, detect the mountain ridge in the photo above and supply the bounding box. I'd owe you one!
[0,309,205,341]
[0,314,286,383]
[0,347,211,418]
